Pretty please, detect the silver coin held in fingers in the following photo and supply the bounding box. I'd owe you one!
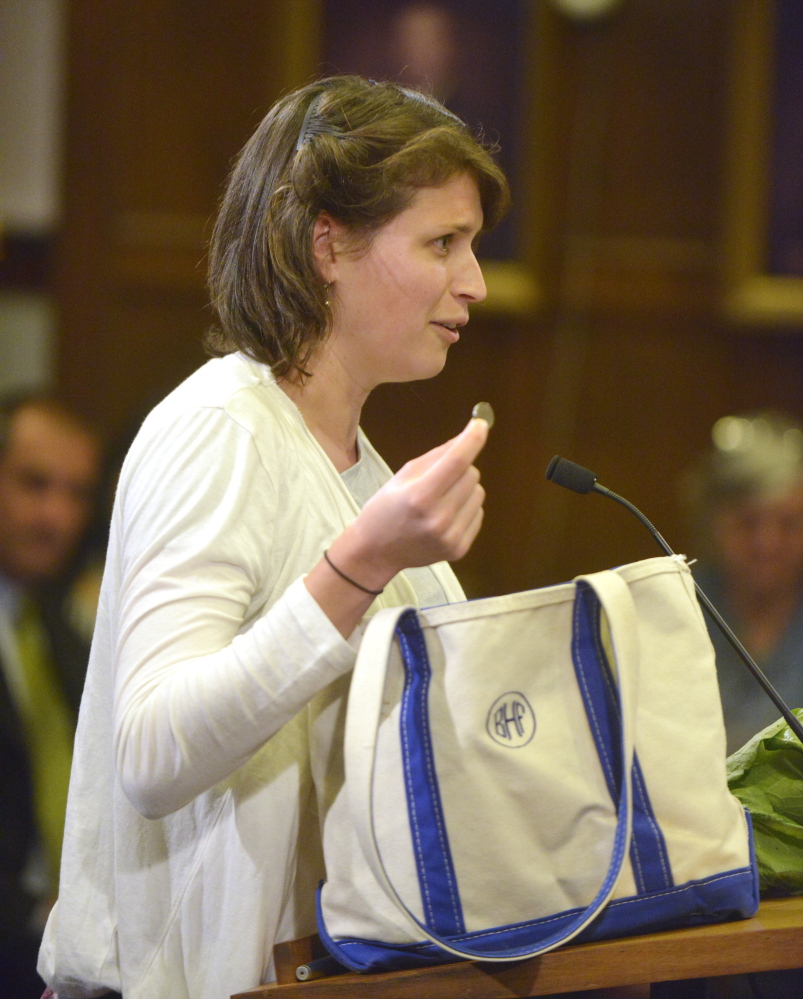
[472,401,495,429]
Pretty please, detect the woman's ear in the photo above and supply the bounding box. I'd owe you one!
[312,212,342,284]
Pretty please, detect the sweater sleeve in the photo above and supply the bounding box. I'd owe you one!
[111,404,357,819]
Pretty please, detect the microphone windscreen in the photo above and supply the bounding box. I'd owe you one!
[545,456,598,495]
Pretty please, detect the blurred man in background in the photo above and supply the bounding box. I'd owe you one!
[0,393,100,996]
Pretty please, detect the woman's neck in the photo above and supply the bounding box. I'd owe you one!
[278,344,370,473]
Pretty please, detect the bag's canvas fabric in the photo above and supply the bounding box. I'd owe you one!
[317,556,758,971]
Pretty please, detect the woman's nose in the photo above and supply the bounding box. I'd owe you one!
[455,251,487,303]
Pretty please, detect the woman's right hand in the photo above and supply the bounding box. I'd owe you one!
[331,417,488,589]
[304,418,488,636]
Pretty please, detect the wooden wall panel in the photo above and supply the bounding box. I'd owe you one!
[56,0,803,597]
[56,0,315,433]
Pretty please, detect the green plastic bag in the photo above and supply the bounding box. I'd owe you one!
[727,707,803,896]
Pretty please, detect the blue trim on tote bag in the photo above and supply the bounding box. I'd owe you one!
[573,583,673,894]
[317,860,759,973]
[396,608,465,936]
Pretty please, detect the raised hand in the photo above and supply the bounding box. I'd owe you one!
[349,417,489,582]
[304,418,489,636]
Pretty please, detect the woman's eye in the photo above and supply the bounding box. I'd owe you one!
[434,235,452,252]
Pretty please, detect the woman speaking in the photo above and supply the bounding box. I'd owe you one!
[39,76,509,998]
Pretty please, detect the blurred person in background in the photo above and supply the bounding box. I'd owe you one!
[683,411,803,754]
[0,393,101,997]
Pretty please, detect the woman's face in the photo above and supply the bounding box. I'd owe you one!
[325,172,486,389]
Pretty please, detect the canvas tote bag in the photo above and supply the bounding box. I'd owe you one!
[316,555,759,972]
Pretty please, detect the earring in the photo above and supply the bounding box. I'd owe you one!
[324,282,331,308]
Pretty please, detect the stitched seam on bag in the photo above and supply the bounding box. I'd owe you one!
[573,593,615,788]
[405,622,463,930]
[632,762,672,887]
[421,586,573,628]
[398,623,463,932]
[626,764,647,894]
[628,829,645,893]
[448,870,752,943]
[589,591,672,894]
[332,868,754,952]
[588,601,646,892]
[675,565,709,634]
[461,870,752,938]
[590,595,673,894]
[595,870,749,909]
[592,602,619,718]
[590,600,623,800]
[399,629,435,927]
[570,585,633,946]
[626,773,648,894]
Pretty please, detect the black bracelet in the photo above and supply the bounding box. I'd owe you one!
[323,550,384,596]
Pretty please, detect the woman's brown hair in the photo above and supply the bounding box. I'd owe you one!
[206,75,510,377]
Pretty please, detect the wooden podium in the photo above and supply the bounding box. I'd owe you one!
[232,896,803,999]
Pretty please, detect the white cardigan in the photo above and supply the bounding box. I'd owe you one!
[39,353,464,999]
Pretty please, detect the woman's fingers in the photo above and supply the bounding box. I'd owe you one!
[429,462,481,528]
[455,504,485,559]
[400,418,488,487]
[409,418,488,499]
[430,419,488,488]
[399,439,454,479]
[438,474,485,555]
[345,417,489,578]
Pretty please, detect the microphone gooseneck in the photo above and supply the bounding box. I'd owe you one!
[546,457,675,553]
[546,455,803,746]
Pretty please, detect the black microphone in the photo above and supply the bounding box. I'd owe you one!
[545,456,597,495]
[546,455,803,746]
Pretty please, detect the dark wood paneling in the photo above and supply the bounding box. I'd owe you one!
[56,0,308,433]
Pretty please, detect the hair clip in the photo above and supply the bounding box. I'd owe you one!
[396,85,466,127]
[295,93,343,152]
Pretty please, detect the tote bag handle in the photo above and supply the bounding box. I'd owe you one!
[343,569,641,962]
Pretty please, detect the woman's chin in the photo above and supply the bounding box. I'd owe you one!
[398,353,450,384]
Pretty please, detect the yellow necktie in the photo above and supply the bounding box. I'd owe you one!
[14,597,75,893]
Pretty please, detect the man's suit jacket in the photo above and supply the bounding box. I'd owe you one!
[0,583,90,938]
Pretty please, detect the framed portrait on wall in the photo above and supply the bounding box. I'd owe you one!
[723,0,803,325]
[280,0,548,315]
